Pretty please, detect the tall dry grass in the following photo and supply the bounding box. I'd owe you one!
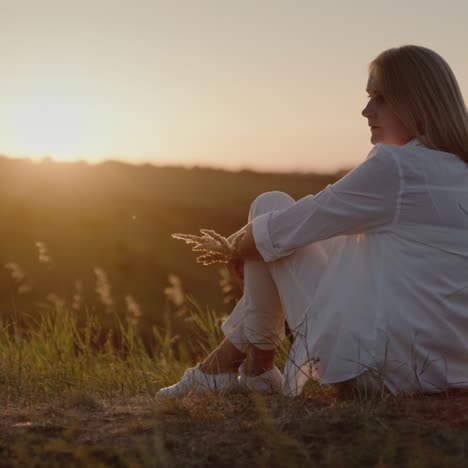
[0,264,244,406]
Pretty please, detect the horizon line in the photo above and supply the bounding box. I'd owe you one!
[0,153,352,177]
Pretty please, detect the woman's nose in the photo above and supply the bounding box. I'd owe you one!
[361,101,375,119]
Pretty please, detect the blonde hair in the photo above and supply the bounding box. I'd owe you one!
[369,45,468,163]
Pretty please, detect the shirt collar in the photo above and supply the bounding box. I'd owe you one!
[406,136,425,147]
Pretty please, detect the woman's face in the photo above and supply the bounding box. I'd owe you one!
[361,74,414,145]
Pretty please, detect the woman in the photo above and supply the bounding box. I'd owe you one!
[158,45,468,398]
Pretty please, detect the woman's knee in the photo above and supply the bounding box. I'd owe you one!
[248,191,295,221]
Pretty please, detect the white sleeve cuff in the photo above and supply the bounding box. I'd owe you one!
[251,212,280,262]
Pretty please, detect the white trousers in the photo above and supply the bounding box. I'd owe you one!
[222,191,333,354]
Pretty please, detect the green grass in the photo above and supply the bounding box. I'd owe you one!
[0,306,183,404]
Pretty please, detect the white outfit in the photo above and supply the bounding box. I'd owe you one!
[222,138,468,397]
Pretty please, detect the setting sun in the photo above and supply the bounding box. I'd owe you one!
[6,82,96,161]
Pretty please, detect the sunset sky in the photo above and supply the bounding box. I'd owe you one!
[0,0,466,173]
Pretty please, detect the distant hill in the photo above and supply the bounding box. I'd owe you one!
[0,155,346,333]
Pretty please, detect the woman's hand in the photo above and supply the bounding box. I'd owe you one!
[171,222,263,266]
[226,257,244,286]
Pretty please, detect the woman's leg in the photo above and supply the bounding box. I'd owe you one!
[200,337,277,377]
[203,191,330,380]
[221,191,332,387]
[199,337,246,374]
[209,192,297,375]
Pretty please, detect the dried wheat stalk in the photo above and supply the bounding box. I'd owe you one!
[171,228,246,265]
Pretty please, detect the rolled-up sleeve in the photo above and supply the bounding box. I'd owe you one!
[251,144,400,262]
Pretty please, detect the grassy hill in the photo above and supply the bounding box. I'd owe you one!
[0,155,343,339]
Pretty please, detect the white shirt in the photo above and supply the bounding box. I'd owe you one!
[252,139,468,396]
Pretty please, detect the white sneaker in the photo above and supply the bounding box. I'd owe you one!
[238,363,283,394]
[157,364,240,397]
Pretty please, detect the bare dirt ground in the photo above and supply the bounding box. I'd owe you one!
[1,386,468,467]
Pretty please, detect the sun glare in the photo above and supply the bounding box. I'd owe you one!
[7,84,98,162]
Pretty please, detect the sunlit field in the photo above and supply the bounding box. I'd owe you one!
[1,155,468,467]
[0,155,341,339]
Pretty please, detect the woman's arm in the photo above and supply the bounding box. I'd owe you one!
[233,223,263,260]
[249,144,400,262]
[226,223,263,260]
